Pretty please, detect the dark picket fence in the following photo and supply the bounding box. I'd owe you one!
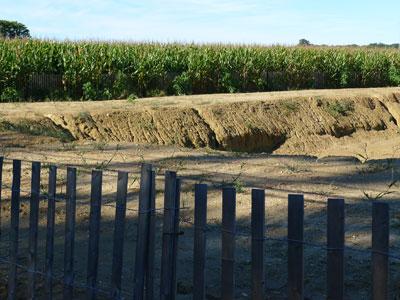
[0,157,397,299]
[11,71,340,101]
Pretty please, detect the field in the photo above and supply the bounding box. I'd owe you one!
[0,88,400,298]
[1,39,400,101]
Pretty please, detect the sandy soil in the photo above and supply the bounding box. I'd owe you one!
[1,87,399,114]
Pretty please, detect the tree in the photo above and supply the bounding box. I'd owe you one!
[298,38,311,46]
[0,20,30,39]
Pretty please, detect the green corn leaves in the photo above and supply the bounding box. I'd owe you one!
[0,39,399,101]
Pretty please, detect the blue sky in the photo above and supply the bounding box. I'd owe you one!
[1,0,399,45]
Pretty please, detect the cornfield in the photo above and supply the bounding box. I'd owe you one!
[0,39,399,101]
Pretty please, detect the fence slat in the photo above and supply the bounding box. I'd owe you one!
[111,171,128,300]
[0,156,3,238]
[251,189,265,300]
[87,170,103,300]
[45,165,57,300]
[171,178,181,297]
[288,194,304,300]
[327,198,345,300]
[372,202,389,300]
[134,164,153,299]
[221,187,236,300]
[28,162,41,300]
[145,170,156,300]
[193,184,208,300]
[160,171,179,300]
[63,167,77,300]
[7,159,21,300]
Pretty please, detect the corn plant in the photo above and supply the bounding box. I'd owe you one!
[0,39,399,101]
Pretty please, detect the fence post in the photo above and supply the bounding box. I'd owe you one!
[251,189,265,300]
[327,198,345,300]
[0,156,3,238]
[111,171,128,300]
[171,178,181,296]
[63,167,77,300]
[372,202,389,300]
[87,170,103,300]
[193,184,207,300]
[45,165,57,300]
[7,159,21,300]
[221,187,236,300]
[145,170,156,300]
[134,164,153,299]
[160,171,180,300]
[28,162,41,299]
[287,194,304,300]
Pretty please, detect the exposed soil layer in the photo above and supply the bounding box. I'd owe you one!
[1,87,400,155]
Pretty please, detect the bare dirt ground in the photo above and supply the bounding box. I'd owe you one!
[0,88,400,299]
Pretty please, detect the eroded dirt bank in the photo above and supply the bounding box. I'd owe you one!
[1,87,400,155]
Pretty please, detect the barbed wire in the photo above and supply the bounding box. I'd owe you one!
[0,156,131,176]
[0,155,191,177]
[179,219,400,261]
[1,182,398,262]
[0,183,191,214]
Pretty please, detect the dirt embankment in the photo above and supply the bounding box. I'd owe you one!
[1,88,400,154]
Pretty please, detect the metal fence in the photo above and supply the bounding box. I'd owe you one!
[6,71,369,101]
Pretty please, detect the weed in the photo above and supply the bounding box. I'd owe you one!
[140,119,156,131]
[0,144,11,158]
[281,163,310,174]
[77,144,121,171]
[362,178,398,201]
[127,94,138,103]
[82,82,97,100]
[155,153,185,175]
[62,142,77,151]
[245,121,255,130]
[232,179,245,193]
[280,100,299,114]
[358,145,400,201]
[147,89,166,97]
[0,120,73,142]
[355,143,369,163]
[0,87,20,102]
[78,111,91,121]
[324,100,354,117]
[230,162,246,193]
[92,141,108,151]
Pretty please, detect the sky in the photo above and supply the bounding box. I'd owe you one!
[0,0,399,45]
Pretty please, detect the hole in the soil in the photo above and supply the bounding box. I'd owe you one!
[219,130,287,153]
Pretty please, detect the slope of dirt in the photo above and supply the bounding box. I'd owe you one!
[1,87,400,155]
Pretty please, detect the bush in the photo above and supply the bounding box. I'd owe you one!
[173,73,192,95]
[82,82,97,100]
[0,87,20,102]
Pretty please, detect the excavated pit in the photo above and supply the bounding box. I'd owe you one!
[1,88,400,154]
